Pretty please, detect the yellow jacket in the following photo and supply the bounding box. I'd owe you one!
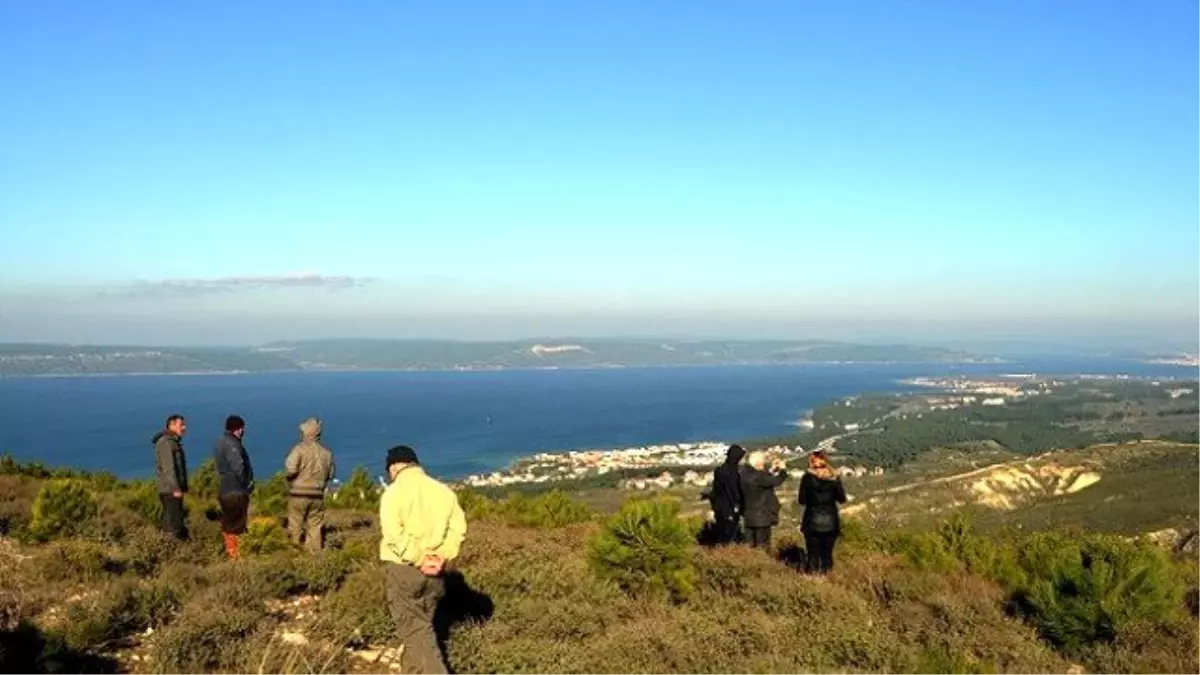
[378,466,467,565]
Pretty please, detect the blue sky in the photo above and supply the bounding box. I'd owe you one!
[1,1,1196,350]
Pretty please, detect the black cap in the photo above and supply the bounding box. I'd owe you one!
[386,445,420,470]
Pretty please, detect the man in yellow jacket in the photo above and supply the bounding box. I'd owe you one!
[379,445,467,675]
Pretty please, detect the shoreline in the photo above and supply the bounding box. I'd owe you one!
[0,358,1007,379]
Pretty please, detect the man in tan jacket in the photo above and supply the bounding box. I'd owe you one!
[379,445,467,675]
[284,417,335,552]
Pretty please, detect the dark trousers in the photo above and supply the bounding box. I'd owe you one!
[714,512,741,545]
[805,532,837,574]
[747,526,772,549]
[384,562,447,674]
[159,494,188,540]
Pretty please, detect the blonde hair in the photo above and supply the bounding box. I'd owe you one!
[809,450,835,477]
[747,451,767,469]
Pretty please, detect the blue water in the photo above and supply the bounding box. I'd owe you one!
[0,359,1193,480]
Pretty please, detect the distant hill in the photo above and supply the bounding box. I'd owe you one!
[0,339,995,375]
[841,441,1200,535]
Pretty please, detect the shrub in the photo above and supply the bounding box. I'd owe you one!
[116,481,163,524]
[252,471,289,518]
[149,602,269,673]
[455,488,496,521]
[28,480,97,541]
[498,491,594,528]
[62,578,183,651]
[328,466,382,511]
[310,566,395,647]
[35,539,121,584]
[241,517,292,556]
[0,476,38,536]
[587,498,697,601]
[189,459,220,502]
[1010,532,1186,651]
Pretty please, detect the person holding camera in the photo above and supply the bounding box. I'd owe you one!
[739,451,788,548]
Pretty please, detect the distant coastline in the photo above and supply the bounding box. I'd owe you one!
[5,359,1009,379]
[0,338,1002,376]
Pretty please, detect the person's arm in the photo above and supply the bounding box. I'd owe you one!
[243,446,255,492]
[156,438,180,495]
[730,472,744,514]
[433,498,468,563]
[225,440,246,490]
[798,475,808,505]
[284,447,300,482]
[379,488,417,562]
[326,452,336,484]
[767,470,787,488]
[175,446,188,494]
[835,478,848,504]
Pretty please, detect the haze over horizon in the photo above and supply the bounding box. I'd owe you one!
[1,1,1196,352]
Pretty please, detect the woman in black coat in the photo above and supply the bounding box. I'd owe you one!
[708,444,746,544]
[740,451,788,549]
[798,450,847,574]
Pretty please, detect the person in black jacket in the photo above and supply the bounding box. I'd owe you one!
[214,415,254,559]
[798,450,848,574]
[708,444,746,545]
[740,451,788,549]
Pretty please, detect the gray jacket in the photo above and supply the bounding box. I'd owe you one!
[284,418,335,498]
[153,431,188,495]
[215,431,254,496]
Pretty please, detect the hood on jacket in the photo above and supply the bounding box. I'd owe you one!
[152,430,177,445]
[299,417,322,442]
[724,444,746,466]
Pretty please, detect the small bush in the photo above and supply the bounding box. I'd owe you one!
[28,480,97,541]
[116,481,163,525]
[499,491,594,528]
[62,578,183,651]
[455,488,496,521]
[0,476,38,536]
[150,602,270,673]
[1011,532,1186,651]
[587,498,697,601]
[34,540,121,584]
[328,466,382,511]
[311,566,395,647]
[189,458,220,502]
[252,471,289,518]
[241,517,292,556]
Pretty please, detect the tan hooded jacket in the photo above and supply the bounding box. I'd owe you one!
[284,418,335,498]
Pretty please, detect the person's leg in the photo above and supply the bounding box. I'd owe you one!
[804,534,821,573]
[822,534,837,573]
[385,564,448,674]
[306,499,326,553]
[716,514,735,545]
[750,527,770,548]
[160,494,188,540]
[287,497,307,546]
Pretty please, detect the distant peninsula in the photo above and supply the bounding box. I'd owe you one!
[0,339,1000,376]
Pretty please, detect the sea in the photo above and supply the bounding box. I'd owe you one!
[0,359,1194,482]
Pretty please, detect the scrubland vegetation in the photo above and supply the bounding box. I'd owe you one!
[1,446,1197,674]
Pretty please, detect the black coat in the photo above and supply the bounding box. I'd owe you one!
[710,463,744,518]
[740,466,787,528]
[798,471,847,534]
[214,432,255,496]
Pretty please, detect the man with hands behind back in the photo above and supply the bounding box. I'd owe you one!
[379,445,467,675]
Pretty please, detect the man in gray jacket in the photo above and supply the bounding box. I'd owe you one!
[153,414,189,541]
[285,417,335,552]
